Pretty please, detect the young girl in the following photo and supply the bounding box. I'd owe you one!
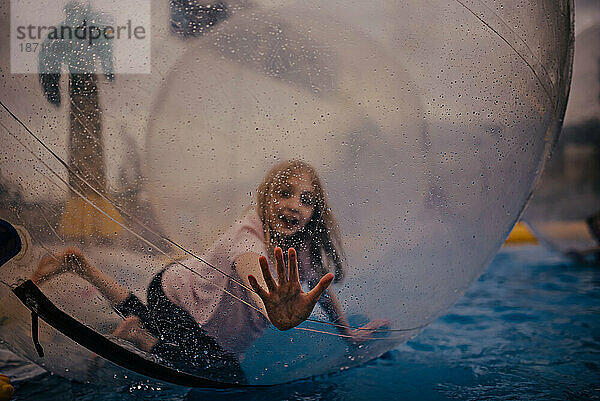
[32,160,385,383]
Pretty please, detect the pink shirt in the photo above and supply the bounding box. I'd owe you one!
[161,210,322,357]
[161,211,270,357]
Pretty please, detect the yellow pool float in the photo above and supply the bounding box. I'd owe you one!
[0,374,13,401]
[504,222,538,245]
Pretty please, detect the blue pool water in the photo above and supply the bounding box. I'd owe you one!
[2,245,599,400]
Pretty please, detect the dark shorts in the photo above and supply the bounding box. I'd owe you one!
[115,271,246,384]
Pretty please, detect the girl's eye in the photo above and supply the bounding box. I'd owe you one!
[279,189,291,198]
[300,193,314,206]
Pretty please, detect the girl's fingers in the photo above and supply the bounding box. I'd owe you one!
[274,247,286,284]
[259,256,277,292]
[248,274,269,300]
[288,248,299,283]
[366,319,391,330]
[307,273,334,303]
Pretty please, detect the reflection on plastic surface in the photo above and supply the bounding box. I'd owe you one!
[0,0,573,386]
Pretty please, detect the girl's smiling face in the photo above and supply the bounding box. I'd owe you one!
[266,172,316,238]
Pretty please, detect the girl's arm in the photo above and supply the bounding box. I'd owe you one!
[317,289,352,336]
[318,286,390,343]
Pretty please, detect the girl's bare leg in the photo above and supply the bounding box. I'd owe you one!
[32,248,129,307]
[80,264,130,307]
[32,249,159,351]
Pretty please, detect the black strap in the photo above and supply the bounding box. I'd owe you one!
[31,311,44,357]
[13,280,254,388]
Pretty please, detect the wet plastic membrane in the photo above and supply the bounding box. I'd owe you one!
[523,23,600,263]
[1,0,573,386]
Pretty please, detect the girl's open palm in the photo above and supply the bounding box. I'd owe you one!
[248,247,334,330]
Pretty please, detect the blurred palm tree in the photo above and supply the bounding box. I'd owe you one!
[39,1,122,242]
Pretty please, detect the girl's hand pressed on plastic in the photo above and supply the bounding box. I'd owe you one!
[248,247,334,330]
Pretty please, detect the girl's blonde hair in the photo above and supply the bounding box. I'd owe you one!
[256,160,345,282]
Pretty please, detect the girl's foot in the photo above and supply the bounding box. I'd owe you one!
[31,248,88,284]
[112,316,158,352]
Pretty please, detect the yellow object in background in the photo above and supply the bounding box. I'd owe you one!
[58,194,123,239]
[505,222,538,245]
[0,374,14,401]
